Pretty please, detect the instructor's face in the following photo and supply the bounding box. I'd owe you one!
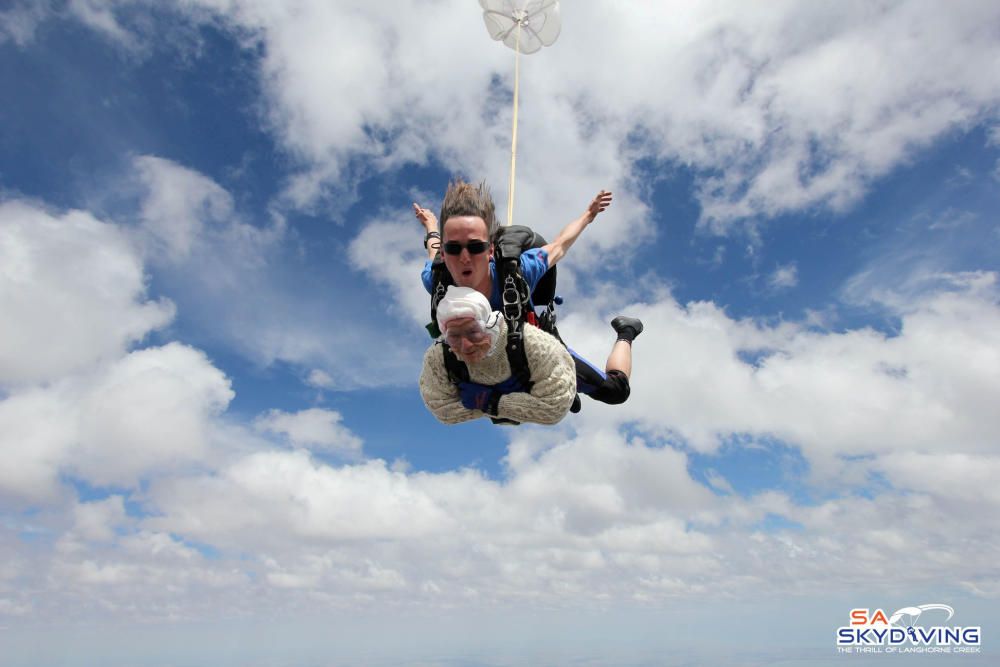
[442,216,493,295]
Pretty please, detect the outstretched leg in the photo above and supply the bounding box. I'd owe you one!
[569,316,643,406]
[606,316,643,379]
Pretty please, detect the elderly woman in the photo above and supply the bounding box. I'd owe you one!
[419,286,576,426]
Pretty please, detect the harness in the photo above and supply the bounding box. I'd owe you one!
[428,225,577,424]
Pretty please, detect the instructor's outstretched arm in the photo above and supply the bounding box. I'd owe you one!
[542,189,612,267]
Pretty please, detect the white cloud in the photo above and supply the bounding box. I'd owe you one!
[135,155,236,262]
[67,496,129,544]
[66,0,136,46]
[0,199,174,388]
[254,408,363,455]
[0,385,78,503]
[5,418,995,626]
[348,217,435,326]
[0,343,234,502]
[137,432,727,604]
[4,192,997,616]
[768,262,798,290]
[123,0,1000,238]
[305,369,334,388]
[557,271,1000,478]
[128,154,423,388]
[877,453,1000,507]
[0,2,47,46]
[0,186,237,502]
[72,343,234,487]
[19,1,999,239]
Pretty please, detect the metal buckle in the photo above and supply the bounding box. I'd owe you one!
[502,272,522,321]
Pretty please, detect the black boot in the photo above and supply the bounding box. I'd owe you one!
[611,316,643,343]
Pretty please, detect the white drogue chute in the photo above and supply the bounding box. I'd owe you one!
[481,0,561,54]
[479,0,561,226]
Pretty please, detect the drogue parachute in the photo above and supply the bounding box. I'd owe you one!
[479,0,561,227]
[480,0,561,55]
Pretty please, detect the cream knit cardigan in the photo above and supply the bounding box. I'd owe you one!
[419,319,576,425]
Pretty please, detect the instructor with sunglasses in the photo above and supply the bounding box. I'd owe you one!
[415,180,643,410]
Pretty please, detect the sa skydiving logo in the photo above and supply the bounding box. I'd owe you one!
[836,604,981,652]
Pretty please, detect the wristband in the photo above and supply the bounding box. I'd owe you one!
[423,231,441,249]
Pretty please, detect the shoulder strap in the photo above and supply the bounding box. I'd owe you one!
[427,256,452,339]
[440,342,469,384]
[495,256,534,393]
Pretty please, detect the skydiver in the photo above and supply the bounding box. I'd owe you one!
[414,179,642,407]
[420,286,576,425]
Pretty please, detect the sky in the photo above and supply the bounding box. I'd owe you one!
[1,1,1000,665]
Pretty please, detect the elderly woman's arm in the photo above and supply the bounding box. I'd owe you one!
[419,344,482,424]
[495,326,576,425]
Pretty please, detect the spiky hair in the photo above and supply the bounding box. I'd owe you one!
[439,179,498,240]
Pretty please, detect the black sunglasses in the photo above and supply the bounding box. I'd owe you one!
[442,240,490,256]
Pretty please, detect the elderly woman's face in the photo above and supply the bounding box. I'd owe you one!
[443,317,491,363]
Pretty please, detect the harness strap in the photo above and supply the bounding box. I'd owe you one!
[441,342,469,384]
[504,321,533,392]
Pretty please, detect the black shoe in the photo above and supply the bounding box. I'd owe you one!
[611,316,643,341]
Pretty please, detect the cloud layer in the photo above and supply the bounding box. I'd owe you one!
[3,178,998,620]
[162,0,1000,239]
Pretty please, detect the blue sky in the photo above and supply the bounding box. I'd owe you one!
[2,1,999,665]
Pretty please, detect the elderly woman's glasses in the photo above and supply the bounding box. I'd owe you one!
[444,322,489,346]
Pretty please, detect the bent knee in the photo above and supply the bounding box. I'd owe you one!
[597,370,630,405]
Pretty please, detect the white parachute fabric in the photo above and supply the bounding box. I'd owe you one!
[480,0,561,55]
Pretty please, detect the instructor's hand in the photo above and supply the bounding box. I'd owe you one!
[413,203,438,232]
[587,190,613,220]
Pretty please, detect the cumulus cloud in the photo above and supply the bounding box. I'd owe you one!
[135,156,236,262]
[348,217,433,325]
[6,188,995,618]
[67,495,129,544]
[254,408,363,455]
[72,343,234,487]
[141,431,724,602]
[556,271,1000,478]
[877,453,1000,507]
[7,418,998,625]
[14,1,1000,242]
[129,154,423,388]
[0,199,174,388]
[65,0,994,240]
[0,343,233,503]
[0,191,235,502]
